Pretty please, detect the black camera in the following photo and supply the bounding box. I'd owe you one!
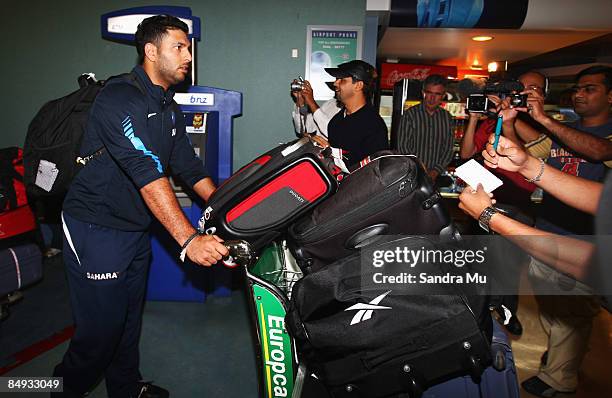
[466,94,491,113]
[507,93,528,108]
[465,79,526,113]
[291,77,305,92]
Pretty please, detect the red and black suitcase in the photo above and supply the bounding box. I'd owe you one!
[200,137,340,251]
[0,147,37,240]
[289,151,458,273]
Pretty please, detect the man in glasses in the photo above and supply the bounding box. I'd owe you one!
[505,65,612,398]
[505,67,612,164]
[397,74,454,182]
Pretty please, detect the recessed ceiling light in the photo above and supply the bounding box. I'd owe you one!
[472,35,493,42]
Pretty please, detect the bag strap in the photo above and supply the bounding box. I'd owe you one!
[78,71,145,166]
[348,153,419,174]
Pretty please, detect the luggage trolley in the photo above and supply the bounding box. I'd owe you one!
[228,240,305,398]
[210,138,519,398]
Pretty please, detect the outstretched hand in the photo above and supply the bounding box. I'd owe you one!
[482,134,529,173]
[458,184,496,220]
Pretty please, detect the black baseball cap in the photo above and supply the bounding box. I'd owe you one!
[325,60,377,86]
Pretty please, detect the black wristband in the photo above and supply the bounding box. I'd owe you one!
[180,231,201,262]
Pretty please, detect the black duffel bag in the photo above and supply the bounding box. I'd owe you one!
[289,151,457,274]
[286,236,492,398]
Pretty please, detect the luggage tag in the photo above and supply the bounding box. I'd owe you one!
[35,159,59,192]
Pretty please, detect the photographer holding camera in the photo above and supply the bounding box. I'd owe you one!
[290,77,341,138]
[485,66,612,398]
[457,72,549,339]
[507,66,612,165]
[460,71,549,206]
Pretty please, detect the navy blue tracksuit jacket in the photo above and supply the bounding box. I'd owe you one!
[64,65,209,231]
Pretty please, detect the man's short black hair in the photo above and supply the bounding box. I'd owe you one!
[135,14,189,64]
[424,74,447,89]
[575,65,612,92]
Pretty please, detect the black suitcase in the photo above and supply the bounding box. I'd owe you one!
[200,137,340,252]
[0,243,43,296]
[289,151,457,273]
[285,236,492,398]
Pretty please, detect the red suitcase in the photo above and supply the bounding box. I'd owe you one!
[0,206,36,239]
[200,137,339,251]
[0,147,37,240]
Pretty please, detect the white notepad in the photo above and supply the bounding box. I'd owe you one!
[455,159,503,193]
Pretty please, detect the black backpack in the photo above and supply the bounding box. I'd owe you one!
[23,72,141,197]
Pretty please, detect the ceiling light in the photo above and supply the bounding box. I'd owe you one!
[472,35,493,42]
[488,61,508,72]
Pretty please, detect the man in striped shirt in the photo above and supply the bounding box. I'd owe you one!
[397,74,454,182]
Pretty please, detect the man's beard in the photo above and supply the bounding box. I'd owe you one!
[159,60,189,86]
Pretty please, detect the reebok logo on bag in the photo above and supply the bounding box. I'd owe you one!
[344,290,392,325]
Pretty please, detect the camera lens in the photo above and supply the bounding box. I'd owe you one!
[291,81,303,92]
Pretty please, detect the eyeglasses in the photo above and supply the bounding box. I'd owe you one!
[525,84,543,92]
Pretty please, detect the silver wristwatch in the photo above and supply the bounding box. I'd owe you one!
[478,206,498,233]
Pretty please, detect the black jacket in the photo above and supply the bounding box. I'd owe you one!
[327,103,389,167]
[64,65,209,231]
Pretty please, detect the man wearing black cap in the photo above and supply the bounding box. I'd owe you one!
[324,60,388,167]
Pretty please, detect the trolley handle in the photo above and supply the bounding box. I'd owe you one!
[222,240,256,268]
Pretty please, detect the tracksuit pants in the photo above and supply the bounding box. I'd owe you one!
[53,213,151,398]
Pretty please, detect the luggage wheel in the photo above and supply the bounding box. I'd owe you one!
[492,345,507,371]
[467,355,484,383]
[400,365,424,398]
[405,377,423,398]
[344,224,388,249]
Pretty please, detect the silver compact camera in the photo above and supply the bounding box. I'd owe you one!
[291,76,305,92]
